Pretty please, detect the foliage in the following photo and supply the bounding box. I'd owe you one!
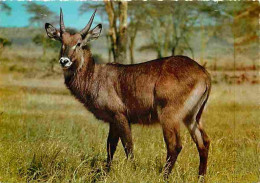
[23,2,58,27]
[0,2,258,70]
[32,34,60,60]
[204,2,260,68]
[137,2,223,59]
[79,2,106,22]
[0,37,12,47]
[127,2,149,63]
[0,37,12,57]
[32,34,60,73]
[33,34,59,50]
[0,2,11,15]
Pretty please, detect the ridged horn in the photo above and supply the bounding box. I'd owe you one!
[60,8,66,33]
[80,9,97,38]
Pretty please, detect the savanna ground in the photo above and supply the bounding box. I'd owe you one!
[0,64,259,183]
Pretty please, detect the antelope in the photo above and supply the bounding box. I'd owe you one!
[45,9,211,179]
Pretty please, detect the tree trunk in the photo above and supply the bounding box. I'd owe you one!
[200,17,205,64]
[106,34,112,63]
[129,26,137,64]
[157,49,162,59]
[43,46,46,58]
[104,1,118,62]
[109,49,112,63]
[163,20,170,56]
[104,1,128,64]
[171,38,179,56]
[118,1,128,64]
[0,43,3,57]
[129,38,135,64]
[171,47,175,56]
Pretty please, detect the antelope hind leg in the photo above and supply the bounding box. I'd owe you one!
[187,122,210,177]
[160,109,182,179]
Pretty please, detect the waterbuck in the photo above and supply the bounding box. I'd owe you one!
[45,9,211,179]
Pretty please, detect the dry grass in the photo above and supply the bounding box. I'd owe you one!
[0,72,259,182]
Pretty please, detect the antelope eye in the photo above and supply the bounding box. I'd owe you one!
[77,42,81,47]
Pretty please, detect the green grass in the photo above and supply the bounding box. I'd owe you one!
[0,73,259,183]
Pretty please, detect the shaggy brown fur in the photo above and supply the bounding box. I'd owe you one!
[45,9,211,179]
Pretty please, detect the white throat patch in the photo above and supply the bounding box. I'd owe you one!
[77,55,84,70]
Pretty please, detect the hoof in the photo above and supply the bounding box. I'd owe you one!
[198,175,205,183]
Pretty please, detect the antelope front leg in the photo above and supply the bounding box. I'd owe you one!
[115,113,133,159]
[106,123,119,169]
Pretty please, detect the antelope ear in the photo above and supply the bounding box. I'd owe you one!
[82,24,102,45]
[45,23,61,41]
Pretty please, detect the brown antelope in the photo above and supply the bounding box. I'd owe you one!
[45,9,211,179]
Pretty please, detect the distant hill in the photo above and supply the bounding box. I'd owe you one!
[0,27,44,46]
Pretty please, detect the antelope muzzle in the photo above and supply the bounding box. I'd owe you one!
[59,57,72,68]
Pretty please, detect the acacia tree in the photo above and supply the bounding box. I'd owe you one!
[127,2,148,64]
[104,1,128,64]
[164,2,199,56]
[23,2,58,27]
[138,2,200,58]
[139,15,170,59]
[24,2,62,73]
[139,2,221,59]
[32,34,59,57]
[24,3,58,57]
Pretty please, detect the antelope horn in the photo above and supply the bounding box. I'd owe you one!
[80,9,97,38]
[60,8,66,33]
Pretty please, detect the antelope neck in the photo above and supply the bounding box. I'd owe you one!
[64,49,95,92]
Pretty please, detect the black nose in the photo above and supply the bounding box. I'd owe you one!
[59,57,69,66]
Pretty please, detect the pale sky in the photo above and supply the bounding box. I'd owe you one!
[0,1,102,29]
